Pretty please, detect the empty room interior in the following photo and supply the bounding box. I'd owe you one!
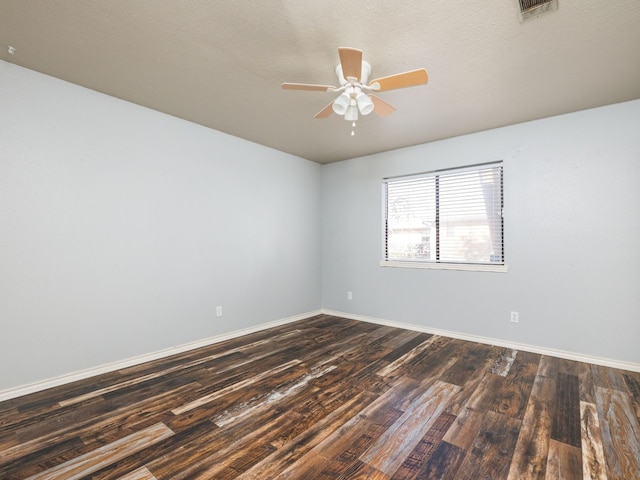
[1,1,639,479]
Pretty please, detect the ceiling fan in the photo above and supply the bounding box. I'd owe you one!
[282,47,428,135]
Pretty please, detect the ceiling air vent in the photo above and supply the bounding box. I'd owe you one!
[516,0,558,22]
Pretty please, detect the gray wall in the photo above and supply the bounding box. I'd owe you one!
[2,57,638,393]
[322,100,640,365]
[0,61,322,391]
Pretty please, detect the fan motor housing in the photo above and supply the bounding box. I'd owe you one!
[336,61,371,86]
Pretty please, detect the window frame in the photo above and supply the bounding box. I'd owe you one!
[380,162,508,273]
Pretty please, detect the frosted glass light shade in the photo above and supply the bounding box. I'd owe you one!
[356,93,374,115]
[332,92,350,115]
[344,104,359,121]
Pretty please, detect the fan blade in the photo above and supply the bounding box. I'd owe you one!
[369,95,396,116]
[281,83,334,92]
[314,102,334,118]
[338,47,363,81]
[369,68,428,91]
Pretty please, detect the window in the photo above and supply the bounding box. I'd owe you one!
[382,162,505,271]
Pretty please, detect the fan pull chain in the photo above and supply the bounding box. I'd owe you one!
[351,121,356,136]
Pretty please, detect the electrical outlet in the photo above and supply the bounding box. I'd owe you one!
[510,311,519,323]
[347,291,353,300]
[216,306,223,318]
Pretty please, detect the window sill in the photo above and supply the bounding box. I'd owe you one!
[379,260,509,273]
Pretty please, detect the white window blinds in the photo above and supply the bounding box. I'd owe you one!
[384,163,503,266]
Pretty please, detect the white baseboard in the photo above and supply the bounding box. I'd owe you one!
[0,310,322,403]
[3,307,637,403]
[322,309,640,373]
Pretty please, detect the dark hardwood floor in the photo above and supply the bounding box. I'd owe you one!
[1,314,639,479]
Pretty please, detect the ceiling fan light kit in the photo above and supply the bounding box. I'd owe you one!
[282,47,428,135]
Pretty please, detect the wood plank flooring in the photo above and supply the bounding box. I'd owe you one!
[1,314,639,479]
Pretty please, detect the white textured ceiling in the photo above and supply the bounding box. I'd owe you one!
[1,1,639,164]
